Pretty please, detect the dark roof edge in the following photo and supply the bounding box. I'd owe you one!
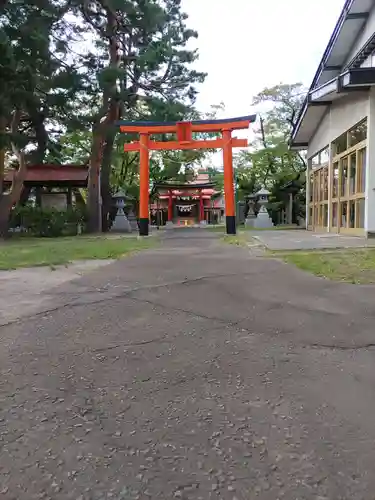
[116,115,257,128]
[154,183,216,190]
[310,0,353,90]
[291,0,354,142]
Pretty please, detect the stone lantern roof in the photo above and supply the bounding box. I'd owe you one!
[256,187,270,196]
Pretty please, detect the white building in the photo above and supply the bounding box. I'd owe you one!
[291,0,375,237]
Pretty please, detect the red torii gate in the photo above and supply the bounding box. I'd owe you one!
[118,115,256,236]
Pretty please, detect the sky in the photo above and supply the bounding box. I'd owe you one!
[181,0,345,116]
[179,0,345,166]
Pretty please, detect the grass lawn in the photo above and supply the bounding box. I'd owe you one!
[0,235,156,270]
[205,225,226,232]
[206,224,300,232]
[278,248,375,284]
[247,225,299,231]
[222,232,251,247]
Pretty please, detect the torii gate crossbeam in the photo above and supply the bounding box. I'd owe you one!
[117,115,256,236]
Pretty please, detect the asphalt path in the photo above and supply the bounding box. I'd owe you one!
[1,228,375,499]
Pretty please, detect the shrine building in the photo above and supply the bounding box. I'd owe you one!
[3,163,88,208]
[151,171,224,226]
[291,0,375,237]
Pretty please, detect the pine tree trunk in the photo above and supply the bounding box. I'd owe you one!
[87,5,119,233]
[100,132,115,232]
[87,123,104,233]
[0,156,27,237]
[0,112,27,238]
[0,197,10,238]
[0,116,5,203]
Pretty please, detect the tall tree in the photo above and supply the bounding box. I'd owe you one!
[0,0,208,235]
[0,0,90,235]
[75,0,207,231]
[236,83,306,191]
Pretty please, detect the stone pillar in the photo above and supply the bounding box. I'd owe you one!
[111,190,131,233]
[366,88,375,237]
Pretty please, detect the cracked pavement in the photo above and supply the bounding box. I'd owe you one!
[1,228,375,499]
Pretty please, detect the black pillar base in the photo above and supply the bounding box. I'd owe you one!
[226,215,236,235]
[139,218,149,236]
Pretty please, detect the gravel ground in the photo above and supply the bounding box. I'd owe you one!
[1,229,375,499]
[0,260,114,326]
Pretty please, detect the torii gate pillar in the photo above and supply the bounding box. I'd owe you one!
[139,133,150,236]
[223,129,236,234]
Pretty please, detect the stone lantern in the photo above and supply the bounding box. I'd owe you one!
[111,190,132,233]
[254,187,274,229]
[245,193,257,227]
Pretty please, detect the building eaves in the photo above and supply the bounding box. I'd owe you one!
[291,0,373,147]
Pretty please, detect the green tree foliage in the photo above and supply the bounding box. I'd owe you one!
[0,0,209,234]
[58,101,224,206]
[235,83,307,222]
[70,0,208,230]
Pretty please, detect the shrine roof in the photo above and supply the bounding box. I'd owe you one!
[154,181,216,190]
[117,115,256,129]
[4,164,88,186]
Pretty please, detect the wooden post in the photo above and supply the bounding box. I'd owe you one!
[139,133,149,236]
[67,187,73,208]
[199,191,204,222]
[0,116,5,197]
[288,192,293,225]
[223,129,236,234]
[168,190,173,222]
[156,196,160,227]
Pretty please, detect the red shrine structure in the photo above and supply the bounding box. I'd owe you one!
[118,115,256,236]
[151,170,222,227]
[2,164,88,206]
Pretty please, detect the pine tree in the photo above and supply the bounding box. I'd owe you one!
[0,0,208,235]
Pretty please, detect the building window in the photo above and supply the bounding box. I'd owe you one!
[340,201,347,228]
[310,146,329,169]
[309,163,329,229]
[308,147,329,229]
[358,147,367,192]
[333,162,339,198]
[333,120,367,157]
[333,132,348,156]
[332,202,338,227]
[349,200,356,228]
[357,199,365,228]
[308,123,366,233]
[308,146,330,229]
[311,154,320,167]
[320,147,329,164]
[340,157,348,197]
[329,121,367,233]
[348,120,367,147]
[349,154,356,194]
